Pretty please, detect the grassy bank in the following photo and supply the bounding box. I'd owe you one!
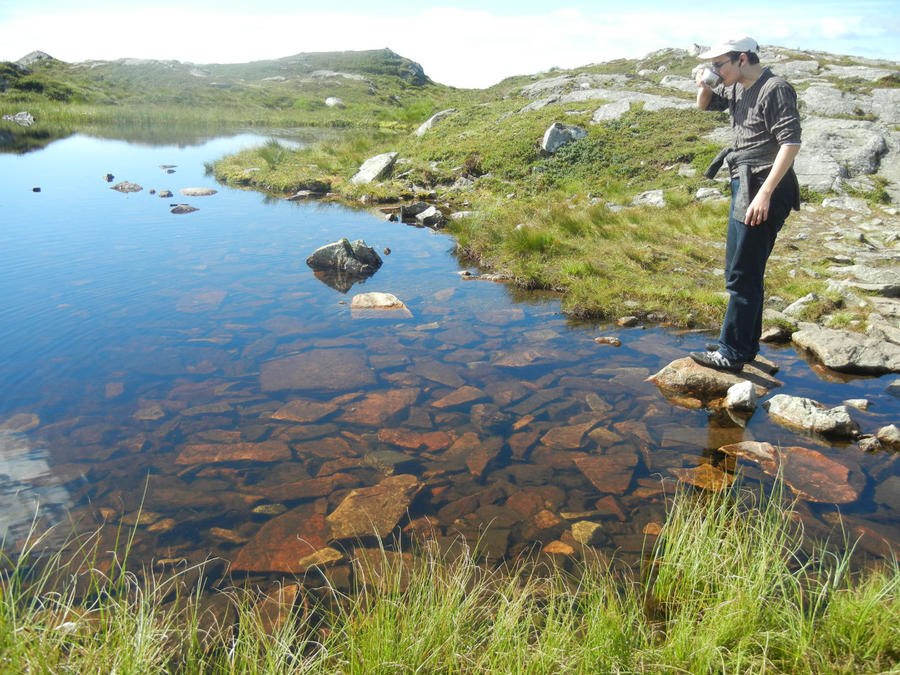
[210,99,840,325]
[2,482,897,673]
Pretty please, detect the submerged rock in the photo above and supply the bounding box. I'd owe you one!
[260,348,375,392]
[232,502,332,573]
[326,474,422,540]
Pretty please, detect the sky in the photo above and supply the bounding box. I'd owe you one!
[2,1,898,88]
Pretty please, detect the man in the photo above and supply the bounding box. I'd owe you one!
[691,36,802,372]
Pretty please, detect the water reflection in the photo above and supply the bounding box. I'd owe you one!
[0,131,898,576]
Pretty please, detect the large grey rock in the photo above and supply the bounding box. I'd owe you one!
[725,380,758,411]
[792,325,900,374]
[824,64,897,82]
[631,190,666,208]
[800,85,871,117]
[877,424,900,450]
[782,292,820,317]
[414,109,456,136]
[794,118,888,191]
[772,60,820,79]
[350,152,399,184]
[415,205,446,228]
[763,394,860,438]
[306,238,382,276]
[590,91,693,123]
[2,111,34,127]
[659,75,697,93]
[541,122,587,154]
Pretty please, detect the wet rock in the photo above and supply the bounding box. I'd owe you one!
[859,436,884,453]
[877,424,900,450]
[671,464,733,491]
[792,325,900,374]
[0,413,40,433]
[415,205,446,228]
[432,385,486,409]
[326,474,422,540]
[378,428,452,452]
[719,441,861,503]
[414,109,456,136]
[647,357,781,402]
[725,380,758,411]
[170,204,198,214]
[272,398,339,423]
[158,190,173,198]
[179,187,217,196]
[260,348,375,392]
[110,181,142,193]
[350,292,412,318]
[252,503,288,516]
[339,388,420,425]
[232,502,332,573]
[763,394,860,438]
[540,421,596,450]
[874,476,900,510]
[594,336,622,347]
[571,520,605,546]
[306,238,382,276]
[253,473,356,502]
[350,152,398,184]
[465,436,503,478]
[175,441,292,465]
[541,122,587,154]
[574,447,639,494]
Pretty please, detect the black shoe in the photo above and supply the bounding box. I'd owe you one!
[705,342,719,352]
[689,350,744,373]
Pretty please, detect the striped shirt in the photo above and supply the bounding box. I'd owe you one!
[707,68,801,172]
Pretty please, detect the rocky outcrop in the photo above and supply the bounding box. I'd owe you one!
[793,118,889,192]
[763,394,860,438]
[792,325,900,374]
[350,152,398,184]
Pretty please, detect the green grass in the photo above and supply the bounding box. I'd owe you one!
[2,480,897,673]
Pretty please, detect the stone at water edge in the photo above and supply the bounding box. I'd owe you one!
[350,151,399,184]
[725,380,758,411]
[647,357,781,402]
[763,394,860,438]
[876,424,900,450]
[791,325,900,374]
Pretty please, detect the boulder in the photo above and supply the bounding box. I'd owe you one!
[350,152,398,184]
[631,190,665,208]
[306,238,382,276]
[763,394,860,438]
[876,424,900,450]
[415,205,445,228]
[725,380,758,411]
[540,122,587,154]
[695,187,723,201]
[2,111,34,127]
[800,85,870,117]
[350,292,413,318]
[792,325,900,374]
[793,118,888,191]
[647,357,782,402]
[110,181,142,193]
[414,108,456,136]
[324,97,345,108]
[170,204,198,214]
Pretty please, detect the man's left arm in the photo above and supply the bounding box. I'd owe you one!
[744,143,801,226]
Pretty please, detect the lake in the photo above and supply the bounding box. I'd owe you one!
[1,128,898,580]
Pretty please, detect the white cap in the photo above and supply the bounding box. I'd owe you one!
[697,37,759,60]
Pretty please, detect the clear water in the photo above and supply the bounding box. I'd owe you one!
[1,130,898,573]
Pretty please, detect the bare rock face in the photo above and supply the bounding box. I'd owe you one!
[792,325,900,374]
[326,474,422,540]
[763,394,860,438]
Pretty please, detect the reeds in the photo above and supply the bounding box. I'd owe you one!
[2,480,897,673]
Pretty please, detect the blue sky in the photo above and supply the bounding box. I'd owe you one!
[2,1,898,88]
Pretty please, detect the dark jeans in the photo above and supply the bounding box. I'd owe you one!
[716,175,794,362]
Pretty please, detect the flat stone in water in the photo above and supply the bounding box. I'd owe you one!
[326,474,422,540]
[180,187,217,196]
[232,502,332,573]
[271,399,339,423]
[541,421,597,450]
[339,388,420,425]
[260,349,375,392]
[176,290,226,313]
[574,447,639,494]
[670,463,733,491]
[175,441,292,464]
[432,386,486,409]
